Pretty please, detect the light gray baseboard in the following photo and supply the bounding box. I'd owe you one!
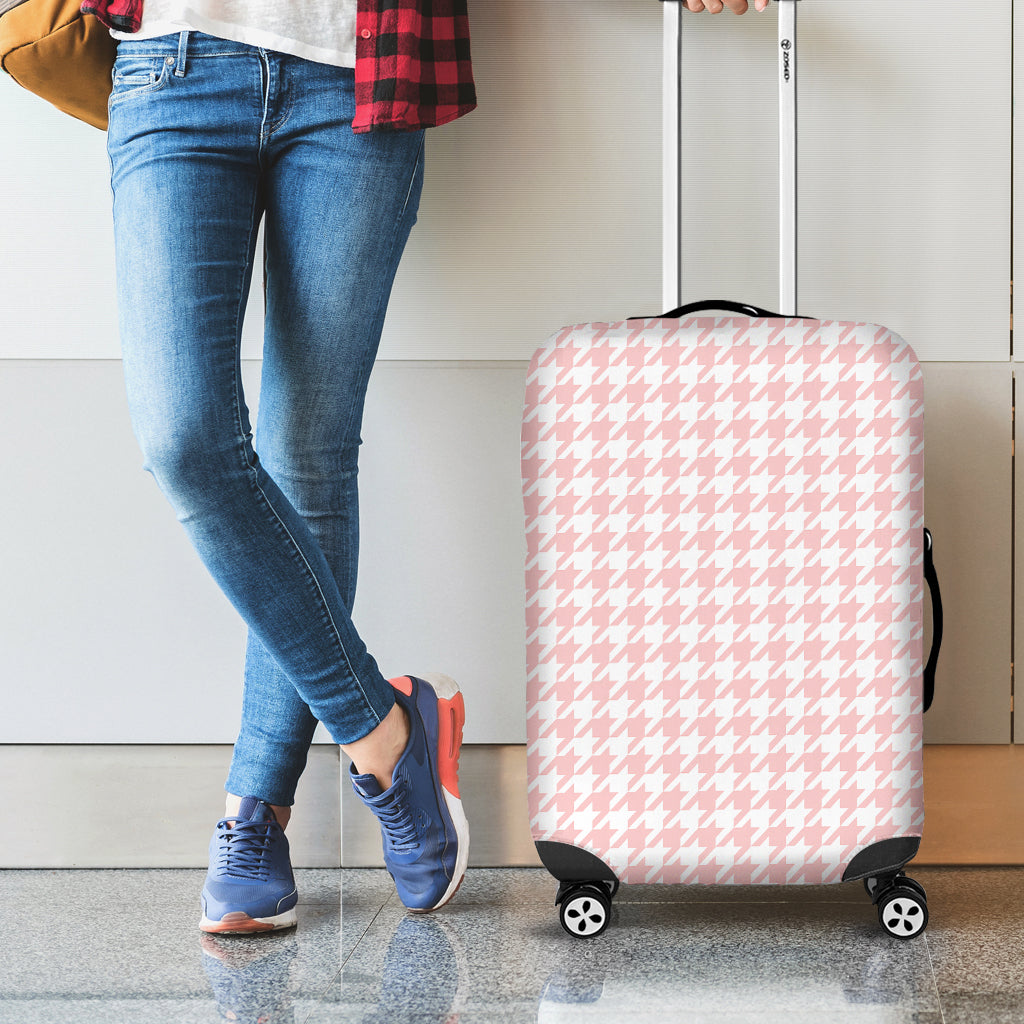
[0,745,540,869]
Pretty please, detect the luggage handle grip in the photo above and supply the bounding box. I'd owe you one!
[634,299,789,319]
[923,527,942,714]
[661,0,800,314]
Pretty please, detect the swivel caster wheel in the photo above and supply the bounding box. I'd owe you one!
[898,876,928,902]
[558,884,611,938]
[877,886,929,939]
[865,873,927,903]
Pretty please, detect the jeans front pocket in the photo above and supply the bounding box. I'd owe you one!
[109,54,174,105]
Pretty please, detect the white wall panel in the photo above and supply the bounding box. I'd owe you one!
[922,363,1013,744]
[0,360,250,742]
[0,360,528,744]
[676,2,1009,362]
[355,362,529,742]
[0,83,120,359]
[379,0,663,360]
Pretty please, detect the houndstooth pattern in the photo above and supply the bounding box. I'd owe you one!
[523,317,925,885]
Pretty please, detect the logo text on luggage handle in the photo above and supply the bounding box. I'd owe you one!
[781,38,792,82]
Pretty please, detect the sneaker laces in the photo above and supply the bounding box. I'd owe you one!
[214,818,275,880]
[371,781,421,854]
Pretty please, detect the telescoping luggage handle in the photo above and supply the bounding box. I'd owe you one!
[660,0,800,317]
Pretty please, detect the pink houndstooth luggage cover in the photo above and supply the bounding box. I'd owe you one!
[523,315,925,886]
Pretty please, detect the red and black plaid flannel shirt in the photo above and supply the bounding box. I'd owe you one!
[79,0,476,133]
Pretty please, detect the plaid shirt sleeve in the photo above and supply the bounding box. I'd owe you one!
[353,0,477,134]
[79,0,143,32]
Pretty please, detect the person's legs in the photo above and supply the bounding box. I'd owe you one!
[107,31,466,928]
[108,31,399,780]
[225,52,425,808]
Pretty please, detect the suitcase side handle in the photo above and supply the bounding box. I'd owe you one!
[923,527,942,713]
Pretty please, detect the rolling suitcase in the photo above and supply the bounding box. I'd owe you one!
[522,1,943,940]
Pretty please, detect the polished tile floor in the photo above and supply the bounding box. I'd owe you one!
[0,866,1021,1023]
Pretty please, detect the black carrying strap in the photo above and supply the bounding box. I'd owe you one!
[923,527,942,713]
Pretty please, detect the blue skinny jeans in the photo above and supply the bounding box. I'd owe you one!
[106,30,424,805]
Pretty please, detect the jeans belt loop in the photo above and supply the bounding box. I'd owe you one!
[175,30,189,78]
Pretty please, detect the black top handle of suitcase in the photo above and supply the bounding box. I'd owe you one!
[631,300,799,320]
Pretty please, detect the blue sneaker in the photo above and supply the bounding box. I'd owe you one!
[199,796,298,934]
[350,673,469,912]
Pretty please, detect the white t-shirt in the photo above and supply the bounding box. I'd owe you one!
[109,1,357,69]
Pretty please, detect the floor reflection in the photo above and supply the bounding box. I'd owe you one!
[0,868,1018,1023]
[200,931,300,1023]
